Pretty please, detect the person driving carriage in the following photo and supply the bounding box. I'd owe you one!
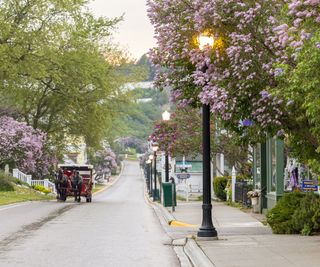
[72,171,83,202]
[54,168,67,201]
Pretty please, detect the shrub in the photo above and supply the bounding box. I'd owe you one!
[0,171,15,191]
[292,193,320,235]
[32,185,51,194]
[12,178,30,187]
[267,192,305,234]
[213,176,229,201]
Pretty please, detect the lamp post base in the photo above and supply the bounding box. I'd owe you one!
[197,203,218,239]
[153,189,160,201]
[197,228,218,240]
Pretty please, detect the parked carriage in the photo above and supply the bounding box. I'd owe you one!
[55,164,93,203]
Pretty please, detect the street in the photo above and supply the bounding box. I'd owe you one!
[0,161,179,267]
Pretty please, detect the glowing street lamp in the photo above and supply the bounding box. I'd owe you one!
[146,159,152,194]
[162,110,171,121]
[152,143,159,201]
[197,32,218,239]
[198,32,215,50]
[162,111,171,182]
[148,154,154,196]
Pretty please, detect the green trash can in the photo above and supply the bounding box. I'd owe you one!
[162,182,176,207]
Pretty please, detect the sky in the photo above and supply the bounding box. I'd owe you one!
[88,0,156,60]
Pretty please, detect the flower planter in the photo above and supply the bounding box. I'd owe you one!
[251,197,258,206]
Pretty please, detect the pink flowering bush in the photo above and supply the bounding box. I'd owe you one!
[149,107,206,157]
[149,119,178,154]
[0,116,56,177]
[92,147,118,176]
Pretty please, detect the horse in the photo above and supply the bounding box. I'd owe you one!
[54,169,68,201]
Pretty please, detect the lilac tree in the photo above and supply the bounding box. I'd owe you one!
[150,107,251,175]
[0,116,56,177]
[272,1,320,168]
[147,0,320,167]
[91,147,118,180]
[148,0,286,135]
[118,137,148,154]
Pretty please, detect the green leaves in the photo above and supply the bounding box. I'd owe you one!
[0,0,131,151]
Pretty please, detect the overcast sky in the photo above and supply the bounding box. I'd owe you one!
[88,0,156,60]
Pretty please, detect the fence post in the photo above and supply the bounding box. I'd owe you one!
[44,179,49,188]
[12,169,18,178]
[27,175,32,185]
[4,164,9,174]
[232,166,236,202]
[186,182,189,202]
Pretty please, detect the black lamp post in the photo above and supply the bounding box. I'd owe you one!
[162,110,171,182]
[152,143,159,201]
[148,155,154,197]
[146,159,152,193]
[197,32,218,239]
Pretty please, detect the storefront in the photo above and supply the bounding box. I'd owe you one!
[253,137,284,213]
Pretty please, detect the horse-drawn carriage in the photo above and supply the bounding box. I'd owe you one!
[55,164,93,202]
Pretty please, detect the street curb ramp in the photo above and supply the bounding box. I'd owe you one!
[148,197,215,267]
[184,238,215,267]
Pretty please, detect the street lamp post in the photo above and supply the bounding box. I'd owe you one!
[152,143,159,201]
[149,155,154,197]
[146,159,152,194]
[197,32,218,239]
[162,110,171,182]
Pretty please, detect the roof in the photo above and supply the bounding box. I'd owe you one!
[58,164,93,170]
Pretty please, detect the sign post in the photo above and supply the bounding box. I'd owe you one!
[232,166,236,202]
[176,173,191,180]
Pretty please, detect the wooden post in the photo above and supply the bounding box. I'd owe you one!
[232,166,236,202]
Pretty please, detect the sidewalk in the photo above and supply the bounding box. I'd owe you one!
[165,201,320,267]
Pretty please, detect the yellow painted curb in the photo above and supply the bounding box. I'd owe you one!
[93,161,125,196]
[169,220,197,227]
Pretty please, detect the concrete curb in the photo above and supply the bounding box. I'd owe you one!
[140,169,214,267]
[153,201,176,224]
[184,238,215,267]
[93,161,125,196]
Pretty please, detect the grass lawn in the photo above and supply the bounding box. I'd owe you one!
[92,183,107,193]
[0,186,54,206]
[126,155,138,160]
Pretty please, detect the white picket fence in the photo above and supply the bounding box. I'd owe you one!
[176,182,190,202]
[12,169,56,194]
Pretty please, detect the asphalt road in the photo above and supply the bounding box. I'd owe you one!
[0,161,179,267]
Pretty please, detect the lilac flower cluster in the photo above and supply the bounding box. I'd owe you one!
[149,120,178,153]
[0,116,54,176]
[94,147,118,175]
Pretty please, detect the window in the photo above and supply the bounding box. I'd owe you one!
[255,144,261,190]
